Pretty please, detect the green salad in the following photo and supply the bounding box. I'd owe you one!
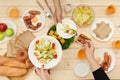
[34,39,57,63]
[73,5,94,26]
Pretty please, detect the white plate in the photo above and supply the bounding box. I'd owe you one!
[22,9,45,32]
[56,18,77,39]
[0,20,17,44]
[94,48,116,73]
[91,18,114,42]
[73,61,90,77]
[28,35,62,69]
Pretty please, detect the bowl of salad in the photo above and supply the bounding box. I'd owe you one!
[72,5,94,27]
[28,35,62,69]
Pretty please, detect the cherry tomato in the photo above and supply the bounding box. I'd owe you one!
[52,43,55,49]
[54,54,57,59]
[36,40,39,44]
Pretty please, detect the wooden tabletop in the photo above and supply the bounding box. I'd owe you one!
[0,0,120,80]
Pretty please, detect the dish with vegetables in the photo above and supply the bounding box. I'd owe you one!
[34,39,57,63]
[57,18,77,39]
[28,35,62,69]
[47,25,75,50]
[73,5,94,27]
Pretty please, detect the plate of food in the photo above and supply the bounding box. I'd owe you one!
[28,35,62,69]
[0,20,17,44]
[72,5,94,27]
[22,9,45,32]
[47,25,75,50]
[56,18,77,39]
[94,48,116,72]
[91,18,114,42]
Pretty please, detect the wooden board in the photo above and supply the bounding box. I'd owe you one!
[0,0,120,80]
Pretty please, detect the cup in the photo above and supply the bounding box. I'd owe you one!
[106,5,115,15]
[77,48,86,60]
[112,40,120,49]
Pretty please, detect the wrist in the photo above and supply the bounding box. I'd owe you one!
[87,58,100,71]
[55,6,62,11]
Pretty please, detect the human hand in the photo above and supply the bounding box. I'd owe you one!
[54,8,62,23]
[35,65,50,80]
[83,40,100,71]
[83,40,95,59]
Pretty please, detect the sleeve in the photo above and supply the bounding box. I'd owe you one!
[92,67,110,80]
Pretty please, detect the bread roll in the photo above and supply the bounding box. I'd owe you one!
[0,66,27,77]
[0,56,31,69]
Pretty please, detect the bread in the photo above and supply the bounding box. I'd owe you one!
[6,43,13,57]
[0,56,32,69]
[93,21,112,39]
[6,30,35,57]
[10,40,17,56]
[10,68,41,80]
[15,40,25,50]
[7,40,17,57]
[17,30,35,49]
[0,66,27,77]
[10,75,26,80]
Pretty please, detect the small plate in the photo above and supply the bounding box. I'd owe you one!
[56,18,77,39]
[91,18,114,42]
[28,35,62,69]
[73,61,90,77]
[0,20,17,44]
[94,48,116,73]
[22,9,45,32]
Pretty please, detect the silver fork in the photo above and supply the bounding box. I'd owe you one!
[44,0,54,16]
[36,0,52,18]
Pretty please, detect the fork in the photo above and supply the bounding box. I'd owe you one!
[36,0,52,18]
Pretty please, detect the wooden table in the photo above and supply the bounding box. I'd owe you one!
[0,0,120,80]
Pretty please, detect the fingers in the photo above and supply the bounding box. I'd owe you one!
[83,41,93,50]
[57,16,62,23]
[83,42,89,49]
[54,12,62,24]
[87,40,94,49]
[54,14,57,24]
[54,16,62,23]
[44,69,50,77]
[35,67,41,75]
